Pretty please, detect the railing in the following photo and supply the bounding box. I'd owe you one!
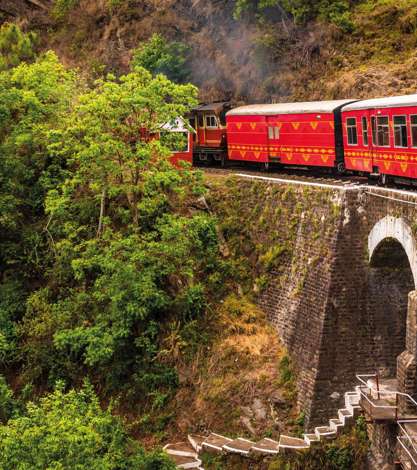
[398,420,417,469]
[356,374,417,421]
[357,373,399,421]
[356,374,417,470]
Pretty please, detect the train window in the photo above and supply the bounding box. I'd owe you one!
[377,116,390,146]
[394,116,408,148]
[268,126,280,139]
[371,116,377,145]
[347,118,358,145]
[206,115,218,128]
[198,114,204,128]
[274,126,280,139]
[219,110,227,126]
[411,115,417,147]
[362,117,369,146]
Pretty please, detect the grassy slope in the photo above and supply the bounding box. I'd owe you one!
[288,0,417,99]
[6,0,417,101]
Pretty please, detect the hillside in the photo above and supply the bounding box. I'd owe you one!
[2,0,417,102]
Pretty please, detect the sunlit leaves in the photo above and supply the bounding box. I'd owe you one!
[0,381,176,469]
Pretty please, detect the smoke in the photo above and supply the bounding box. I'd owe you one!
[184,0,291,103]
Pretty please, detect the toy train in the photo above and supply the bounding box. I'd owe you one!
[171,95,417,184]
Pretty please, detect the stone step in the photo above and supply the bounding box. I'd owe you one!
[314,426,336,440]
[329,418,344,432]
[345,391,360,406]
[250,437,280,455]
[168,453,202,469]
[223,437,255,456]
[164,442,198,459]
[303,433,320,446]
[201,433,233,453]
[188,434,206,453]
[278,435,310,450]
[338,408,353,424]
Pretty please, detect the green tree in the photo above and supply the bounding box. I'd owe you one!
[234,0,354,31]
[0,23,37,71]
[52,0,80,20]
[0,381,175,469]
[0,51,76,275]
[20,67,222,394]
[132,34,191,83]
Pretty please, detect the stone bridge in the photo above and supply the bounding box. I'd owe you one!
[215,173,417,434]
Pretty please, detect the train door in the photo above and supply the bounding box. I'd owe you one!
[362,110,374,173]
[369,109,389,176]
[266,115,281,164]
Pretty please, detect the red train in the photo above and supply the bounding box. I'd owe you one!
[173,94,417,184]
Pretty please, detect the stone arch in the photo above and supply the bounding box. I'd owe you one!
[368,215,417,289]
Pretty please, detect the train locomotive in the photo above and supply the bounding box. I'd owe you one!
[177,94,417,185]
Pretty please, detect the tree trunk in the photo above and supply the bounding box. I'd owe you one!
[97,187,106,238]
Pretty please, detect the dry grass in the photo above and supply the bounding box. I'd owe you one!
[165,295,297,442]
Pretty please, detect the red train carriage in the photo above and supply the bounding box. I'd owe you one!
[190,102,231,164]
[341,95,417,182]
[226,100,355,170]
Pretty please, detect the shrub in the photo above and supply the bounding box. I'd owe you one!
[132,34,191,83]
[0,381,176,469]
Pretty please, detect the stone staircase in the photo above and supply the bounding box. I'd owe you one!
[164,389,361,468]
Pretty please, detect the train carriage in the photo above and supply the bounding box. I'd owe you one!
[190,102,230,163]
[341,95,417,182]
[226,100,355,170]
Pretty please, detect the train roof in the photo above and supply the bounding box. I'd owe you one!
[227,100,356,116]
[343,94,417,111]
[194,102,230,113]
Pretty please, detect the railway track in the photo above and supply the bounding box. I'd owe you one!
[198,163,417,195]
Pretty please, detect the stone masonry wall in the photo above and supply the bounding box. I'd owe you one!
[209,174,417,429]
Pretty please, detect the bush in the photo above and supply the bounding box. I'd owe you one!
[0,23,37,71]
[234,0,355,31]
[51,0,80,20]
[132,34,191,83]
[0,381,176,470]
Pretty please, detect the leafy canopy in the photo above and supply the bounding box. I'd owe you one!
[0,381,175,470]
[0,23,37,71]
[234,0,354,31]
[132,34,191,83]
[20,66,222,397]
[0,50,76,278]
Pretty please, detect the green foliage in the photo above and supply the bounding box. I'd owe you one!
[0,51,76,270]
[0,381,176,469]
[0,281,25,364]
[278,354,296,400]
[52,0,80,20]
[132,34,191,83]
[0,25,225,464]
[0,376,18,423]
[234,0,354,31]
[14,65,222,397]
[0,23,37,71]
[259,244,287,271]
